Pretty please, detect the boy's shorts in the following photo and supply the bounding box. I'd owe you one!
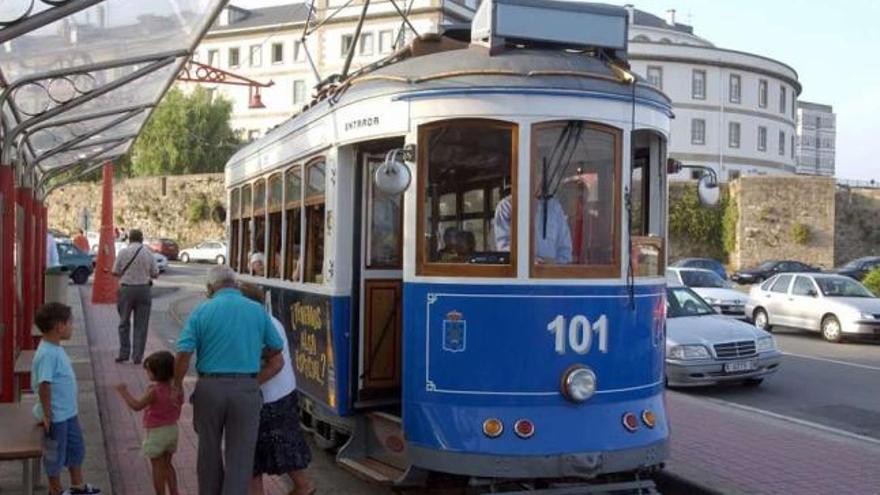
[142,424,178,459]
[43,416,85,477]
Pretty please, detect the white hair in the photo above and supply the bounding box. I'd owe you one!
[249,252,265,265]
[207,265,236,288]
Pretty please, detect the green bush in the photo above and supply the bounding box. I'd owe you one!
[187,194,210,224]
[864,268,880,297]
[791,223,811,245]
[669,184,734,262]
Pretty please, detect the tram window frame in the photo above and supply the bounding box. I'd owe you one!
[240,183,253,273]
[416,119,518,278]
[229,187,241,272]
[304,159,326,284]
[284,165,304,282]
[252,178,267,276]
[630,129,667,278]
[530,121,622,279]
[267,173,284,279]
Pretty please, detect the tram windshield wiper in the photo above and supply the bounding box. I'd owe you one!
[539,120,584,238]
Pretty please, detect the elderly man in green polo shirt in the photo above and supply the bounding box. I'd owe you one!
[172,265,283,495]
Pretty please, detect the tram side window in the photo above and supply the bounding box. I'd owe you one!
[531,121,620,278]
[284,166,303,282]
[252,179,267,275]
[240,184,253,273]
[367,158,402,268]
[229,188,240,271]
[631,130,667,277]
[418,119,516,277]
[267,173,283,278]
[304,160,326,283]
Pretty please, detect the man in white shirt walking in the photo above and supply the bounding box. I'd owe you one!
[112,229,158,364]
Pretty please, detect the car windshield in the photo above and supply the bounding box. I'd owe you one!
[815,277,875,298]
[666,288,717,318]
[756,261,777,270]
[680,270,727,288]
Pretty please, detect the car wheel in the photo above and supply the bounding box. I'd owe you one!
[743,378,764,387]
[753,308,772,331]
[180,253,190,263]
[215,255,226,265]
[71,267,90,285]
[821,315,843,343]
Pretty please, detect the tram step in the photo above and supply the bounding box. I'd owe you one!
[337,411,413,484]
[337,456,404,485]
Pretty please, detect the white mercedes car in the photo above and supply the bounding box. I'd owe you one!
[178,241,227,265]
[666,267,747,319]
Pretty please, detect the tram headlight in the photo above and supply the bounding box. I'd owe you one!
[561,365,597,403]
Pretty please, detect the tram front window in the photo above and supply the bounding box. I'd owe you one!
[418,119,517,277]
[531,121,620,278]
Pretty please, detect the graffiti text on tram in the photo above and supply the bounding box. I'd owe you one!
[546,314,609,355]
[291,301,328,385]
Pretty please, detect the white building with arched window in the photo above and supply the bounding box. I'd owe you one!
[626,7,802,181]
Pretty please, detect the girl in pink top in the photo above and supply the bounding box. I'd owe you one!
[116,351,183,495]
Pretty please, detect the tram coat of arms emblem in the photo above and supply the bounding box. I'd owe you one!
[442,310,466,353]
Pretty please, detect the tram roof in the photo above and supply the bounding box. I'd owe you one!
[0,1,226,195]
[227,40,671,174]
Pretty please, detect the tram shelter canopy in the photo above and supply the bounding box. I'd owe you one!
[0,0,228,192]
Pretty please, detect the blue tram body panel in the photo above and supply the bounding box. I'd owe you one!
[266,287,353,416]
[402,282,668,455]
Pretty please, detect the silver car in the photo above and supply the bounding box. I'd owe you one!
[666,267,747,319]
[746,273,880,343]
[666,286,782,387]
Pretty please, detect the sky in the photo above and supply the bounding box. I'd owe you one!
[238,0,879,181]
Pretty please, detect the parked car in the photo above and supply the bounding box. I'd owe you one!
[178,241,227,264]
[670,257,728,280]
[746,273,880,343]
[665,285,782,387]
[731,260,819,284]
[147,237,180,260]
[666,267,747,319]
[834,256,880,281]
[56,240,95,285]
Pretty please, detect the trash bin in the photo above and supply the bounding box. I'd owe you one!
[45,266,69,306]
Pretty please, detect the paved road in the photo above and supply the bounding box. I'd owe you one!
[678,324,880,441]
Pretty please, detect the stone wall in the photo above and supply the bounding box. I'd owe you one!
[730,176,836,270]
[835,187,880,265]
[47,173,225,248]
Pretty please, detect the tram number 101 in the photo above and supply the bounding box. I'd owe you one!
[547,315,609,355]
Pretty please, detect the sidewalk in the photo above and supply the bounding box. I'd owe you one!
[663,391,880,495]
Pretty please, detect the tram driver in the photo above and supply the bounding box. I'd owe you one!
[493,190,573,264]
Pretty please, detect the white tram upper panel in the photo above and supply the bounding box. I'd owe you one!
[225,40,673,187]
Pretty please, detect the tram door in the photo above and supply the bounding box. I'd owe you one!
[357,152,404,405]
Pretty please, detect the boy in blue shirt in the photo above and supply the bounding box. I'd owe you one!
[32,302,101,495]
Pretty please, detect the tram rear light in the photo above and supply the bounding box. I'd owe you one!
[514,419,534,439]
[482,418,504,438]
[622,412,639,432]
[641,410,656,429]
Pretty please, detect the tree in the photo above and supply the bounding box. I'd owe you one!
[130,87,241,176]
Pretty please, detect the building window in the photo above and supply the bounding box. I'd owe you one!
[758,79,767,108]
[692,70,706,100]
[792,94,796,119]
[779,86,787,114]
[729,74,741,104]
[691,119,706,145]
[418,119,517,277]
[228,47,240,67]
[191,51,200,62]
[728,122,740,148]
[779,130,785,156]
[791,135,795,159]
[378,30,394,53]
[207,49,219,66]
[293,41,305,62]
[293,80,306,105]
[757,126,767,151]
[341,34,354,57]
[647,66,663,89]
[271,42,283,64]
[249,45,262,67]
[359,32,374,56]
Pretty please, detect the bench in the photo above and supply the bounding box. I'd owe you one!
[14,349,36,397]
[0,401,43,494]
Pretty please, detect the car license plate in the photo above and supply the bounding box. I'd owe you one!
[724,360,756,373]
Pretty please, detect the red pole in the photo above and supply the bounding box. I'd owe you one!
[17,186,33,352]
[32,197,43,348]
[92,162,117,304]
[0,165,14,402]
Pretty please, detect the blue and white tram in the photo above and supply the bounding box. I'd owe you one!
[225,0,671,488]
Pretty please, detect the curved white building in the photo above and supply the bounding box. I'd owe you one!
[626,7,801,181]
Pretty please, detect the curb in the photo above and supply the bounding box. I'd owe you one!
[654,469,729,495]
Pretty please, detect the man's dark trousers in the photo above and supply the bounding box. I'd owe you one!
[117,284,151,362]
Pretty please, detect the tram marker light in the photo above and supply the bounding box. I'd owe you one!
[514,419,534,439]
[641,410,656,429]
[622,412,639,432]
[482,418,504,438]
